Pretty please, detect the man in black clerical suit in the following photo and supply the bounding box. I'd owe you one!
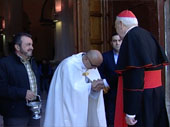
[98,34,122,127]
[114,10,169,127]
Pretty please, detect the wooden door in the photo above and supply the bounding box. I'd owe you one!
[110,0,164,46]
[89,0,106,51]
[76,0,111,52]
[75,0,164,52]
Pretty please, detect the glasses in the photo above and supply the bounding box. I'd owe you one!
[86,55,98,68]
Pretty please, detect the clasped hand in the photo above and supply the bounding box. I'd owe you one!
[125,115,137,126]
[91,79,104,92]
[26,90,36,101]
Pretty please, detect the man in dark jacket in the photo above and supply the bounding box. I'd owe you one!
[0,32,41,127]
[98,34,122,127]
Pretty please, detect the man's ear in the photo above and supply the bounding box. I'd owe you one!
[14,44,20,51]
[119,21,124,29]
[120,21,127,29]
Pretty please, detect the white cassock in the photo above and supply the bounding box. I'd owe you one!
[43,52,106,127]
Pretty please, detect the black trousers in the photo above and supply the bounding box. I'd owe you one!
[104,89,117,127]
[3,116,40,127]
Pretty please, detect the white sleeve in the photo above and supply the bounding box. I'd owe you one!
[126,114,136,118]
[89,90,100,99]
[103,79,109,87]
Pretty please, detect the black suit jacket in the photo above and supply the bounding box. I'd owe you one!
[0,53,40,117]
[98,50,118,126]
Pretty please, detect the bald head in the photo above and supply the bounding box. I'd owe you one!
[84,50,103,69]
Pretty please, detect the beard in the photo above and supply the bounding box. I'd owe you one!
[20,47,33,58]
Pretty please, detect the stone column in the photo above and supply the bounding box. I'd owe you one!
[164,0,170,125]
[53,0,75,62]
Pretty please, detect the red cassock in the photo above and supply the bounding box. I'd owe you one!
[114,70,162,127]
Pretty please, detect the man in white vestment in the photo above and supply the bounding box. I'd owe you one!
[43,50,107,127]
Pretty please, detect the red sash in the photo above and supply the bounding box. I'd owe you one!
[114,70,162,127]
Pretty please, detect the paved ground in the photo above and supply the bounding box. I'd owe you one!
[0,92,47,127]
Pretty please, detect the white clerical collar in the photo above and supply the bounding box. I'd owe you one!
[125,25,138,36]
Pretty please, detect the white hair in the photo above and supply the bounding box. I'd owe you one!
[116,16,138,27]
